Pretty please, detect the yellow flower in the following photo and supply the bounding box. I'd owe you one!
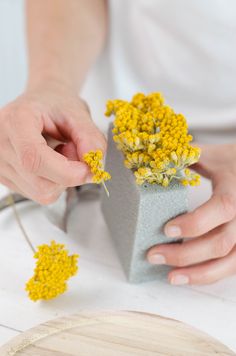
[162,177,169,187]
[25,241,79,302]
[83,150,111,196]
[180,179,189,186]
[105,92,201,187]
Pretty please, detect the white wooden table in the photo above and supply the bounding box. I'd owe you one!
[0,177,236,353]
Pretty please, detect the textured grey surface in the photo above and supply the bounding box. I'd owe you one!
[101,125,188,283]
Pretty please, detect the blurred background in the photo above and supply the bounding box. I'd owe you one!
[0,0,27,107]
[0,0,110,132]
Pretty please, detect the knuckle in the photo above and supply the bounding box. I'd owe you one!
[175,252,191,267]
[197,270,211,285]
[189,210,203,235]
[0,99,32,128]
[220,194,236,220]
[20,144,41,174]
[0,108,15,131]
[5,106,24,130]
[214,233,234,258]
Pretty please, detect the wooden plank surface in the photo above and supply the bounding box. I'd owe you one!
[0,327,20,350]
[0,311,234,356]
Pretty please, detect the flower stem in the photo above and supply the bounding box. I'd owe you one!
[102,180,110,197]
[8,193,36,253]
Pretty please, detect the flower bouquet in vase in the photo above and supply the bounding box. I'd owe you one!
[101,92,200,283]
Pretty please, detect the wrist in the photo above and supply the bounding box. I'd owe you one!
[26,68,80,95]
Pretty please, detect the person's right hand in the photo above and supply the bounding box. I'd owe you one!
[0,83,106,204]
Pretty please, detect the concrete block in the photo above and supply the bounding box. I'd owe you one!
[101,125,188,283]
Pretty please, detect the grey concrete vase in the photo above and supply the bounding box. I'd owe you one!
[101,125,188,283]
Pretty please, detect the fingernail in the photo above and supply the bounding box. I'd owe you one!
[171,275,189,285]
[148,254,166,265]
[165,225,181,238]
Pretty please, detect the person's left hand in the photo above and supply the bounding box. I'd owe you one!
[147,143,236,285]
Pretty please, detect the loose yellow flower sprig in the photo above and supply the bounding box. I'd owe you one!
[84,150,111,196]
[8,194,79,302]
[26,241,79,302]
[105,92,201,187]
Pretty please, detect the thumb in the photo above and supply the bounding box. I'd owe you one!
[62,108,107,160]
[74,120,107,160]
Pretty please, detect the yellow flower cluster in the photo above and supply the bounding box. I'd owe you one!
[105,92,200,187]
[26,241,79,302]
[83,150,111,196]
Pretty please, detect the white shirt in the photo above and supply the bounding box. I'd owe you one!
[106,0,236,130]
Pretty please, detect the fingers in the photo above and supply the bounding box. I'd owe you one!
[74,121,107,159]
[61,107,107,159]
[7,110,98,186]
[0,139,65,204]
[148,220,236,267]
[0,93,106,206]
[9,135,90,186]
[33,144,89,186]
[164,192,236,239]
[168,245,236,285]
[148,218,236,285]
[0,161,63,205]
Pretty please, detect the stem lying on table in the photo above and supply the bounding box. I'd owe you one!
[7,193,36,253]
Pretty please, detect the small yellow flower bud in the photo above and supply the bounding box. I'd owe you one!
[162,177,169,187]
[84,150,111,196]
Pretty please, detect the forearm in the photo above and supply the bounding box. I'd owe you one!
[26,0,107,92]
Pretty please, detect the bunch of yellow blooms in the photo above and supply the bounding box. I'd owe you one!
[84,150,111,195]
[26,241,79,301]
[105,92,201,187]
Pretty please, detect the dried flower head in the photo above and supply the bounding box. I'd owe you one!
[84,149,111,196]
[26,241,79,302]
[105,92,201,187]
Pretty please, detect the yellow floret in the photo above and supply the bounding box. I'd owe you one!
[84,150,111,196]
[105,92,201,188]
[26,241,79,302]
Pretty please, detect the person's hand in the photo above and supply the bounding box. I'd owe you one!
[0,82,106,204]
[147,144,236,285]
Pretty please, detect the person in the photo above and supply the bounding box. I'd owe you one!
[0,0,235,286]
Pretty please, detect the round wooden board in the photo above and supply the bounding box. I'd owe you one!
[0,311,234,356]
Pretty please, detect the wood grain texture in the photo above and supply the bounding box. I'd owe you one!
[0,311,234,356]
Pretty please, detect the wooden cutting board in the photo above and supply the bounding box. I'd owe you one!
[0,311,234,356]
